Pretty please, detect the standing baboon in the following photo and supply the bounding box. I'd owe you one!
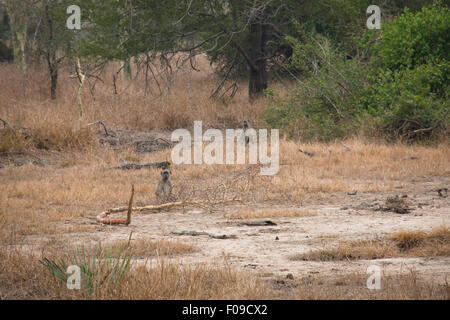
[155,169,172,201]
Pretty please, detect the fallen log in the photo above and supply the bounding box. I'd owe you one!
[171,230,237,239]
[237,220,277,227]
[88,120,114,137]
[109,159,170,170]
[96,198,242,225]
[298,148,315,157]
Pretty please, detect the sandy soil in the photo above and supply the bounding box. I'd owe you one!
[23,174,449,286]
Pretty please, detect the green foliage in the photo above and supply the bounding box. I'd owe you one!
[266,29,366,141]
[40,234,134,295]
[361,60,449,141]
[370,3,450,71]
[268,4,449,142]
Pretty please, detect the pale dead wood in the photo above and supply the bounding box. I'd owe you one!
[109,159,170,170]
[88,120,114,137]
[96,198,242,225]
[340,141,351,151]
[0,117,16,135]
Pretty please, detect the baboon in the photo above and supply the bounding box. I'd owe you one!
[155,169,172,201]
[243,120,250,144]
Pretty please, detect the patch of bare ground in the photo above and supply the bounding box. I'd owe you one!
[227,208,317,219]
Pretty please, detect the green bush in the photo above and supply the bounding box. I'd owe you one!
[361,60,449,141]
[266,29,367,141]
[370,3,449,71]
[267,5,449,142]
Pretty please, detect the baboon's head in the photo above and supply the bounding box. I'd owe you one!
[243,120,249,129]
[161,170,171,181]
[161,161,171,170]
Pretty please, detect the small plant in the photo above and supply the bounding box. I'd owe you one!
[40,233,134,294]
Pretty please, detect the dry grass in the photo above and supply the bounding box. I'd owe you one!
[283,271,450,300]
[1,242,448,300]
[291,226,450,261]
[0,246,269,299]
[228,208,317,219]
[1,60,449,300]
[390,227,450,256]
[0,60,448,240]
[0,58,267,138]
[106,238,198,258]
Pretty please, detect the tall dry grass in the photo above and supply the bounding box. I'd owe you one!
[0,57,268,141]
[1,60,449,300]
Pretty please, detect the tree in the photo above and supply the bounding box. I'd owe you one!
[1,0,31,71]
[33,0,78,99]
[79,0,304,101]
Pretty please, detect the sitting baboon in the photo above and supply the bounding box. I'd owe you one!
[155,169,172,201]
[243,120,250,144]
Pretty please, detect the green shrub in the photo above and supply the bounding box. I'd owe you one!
[266,29,367,141]
[40,237,134,295]
[268,5,449,142]
[361,60,449,141]
[370,3,449,71]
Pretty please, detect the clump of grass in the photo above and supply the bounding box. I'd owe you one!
[228,208,317,219]
[40,237,134,295]
[291,227,450,261]
[391,226,450,255]
[291,239,395,261]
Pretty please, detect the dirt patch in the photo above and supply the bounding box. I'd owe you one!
[16,175,449,291]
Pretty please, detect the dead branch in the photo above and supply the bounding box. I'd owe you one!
[0,117,16,135]
[109,159,171,170]
[155,137,172,147]
[393,156,419,161]
[340,141,351,151]
[96,185,135,225]
[171,230,237,239]
[96,198,242,225]
[298,148,315,157]
[87,120,114,137]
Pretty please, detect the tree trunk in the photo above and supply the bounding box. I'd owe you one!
[44,4,58,100]
[46,52,58,100]
[50,66,58,100]
[248,20,268,101]
[120,58,132,81]
[4,0,27,72]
